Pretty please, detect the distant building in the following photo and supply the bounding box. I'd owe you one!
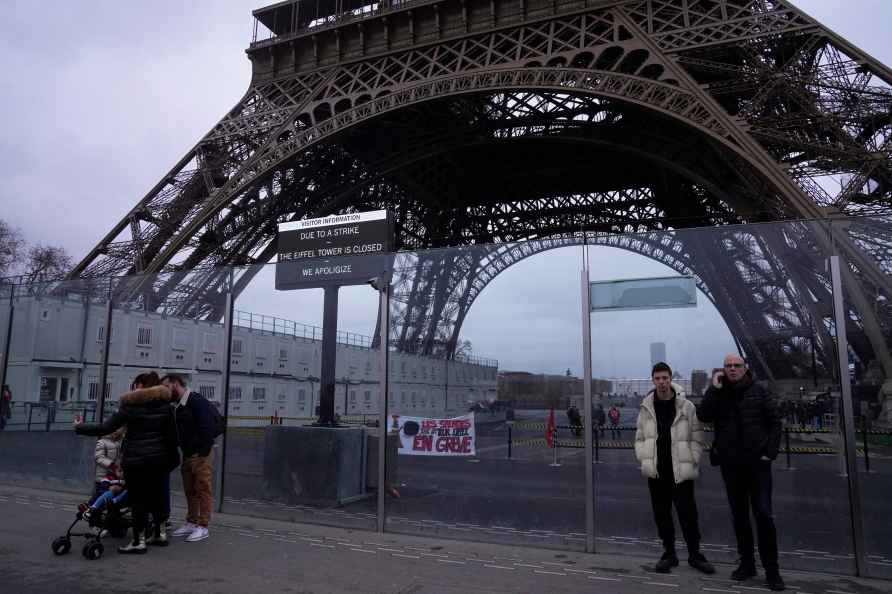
[611,377,693,400]
[0,293,498,425]
[498,371,611,409]
[690,370,709,397]
[650,342,667,367]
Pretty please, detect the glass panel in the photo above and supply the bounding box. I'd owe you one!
[111,267,232,520]
[222,258,380,529]
[588,220,856,574]
[0,277,109,491]
[836,214,892,578]
[385,242,588,550]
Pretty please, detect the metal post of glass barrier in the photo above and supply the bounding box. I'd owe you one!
[217,272,235,514]
[581,265,595,553]
[376,272,391,533]
[0,283,15,405]
[96,280,114,423]
[830,255,867,576]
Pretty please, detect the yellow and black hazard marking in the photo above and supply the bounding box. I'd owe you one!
[510,438,867,457]
[513,421,636,431]
[513,437,548,447]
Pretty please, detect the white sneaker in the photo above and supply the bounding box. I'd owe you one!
[173,522,197,537]
[186,526,209,542]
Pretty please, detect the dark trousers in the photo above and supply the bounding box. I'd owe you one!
[720,462,779,571]
[648,477,701,556]
[124,465,169,538]
[154,472,171,525]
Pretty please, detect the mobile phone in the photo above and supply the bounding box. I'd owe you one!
[711,368,724,387]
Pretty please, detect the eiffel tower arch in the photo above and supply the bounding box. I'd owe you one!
[69,0,892,381]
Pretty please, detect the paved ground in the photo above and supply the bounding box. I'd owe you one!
[1,483,890,594]
[3,424,891,578]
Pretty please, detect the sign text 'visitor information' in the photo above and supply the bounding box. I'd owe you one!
[389,414,477,457]
[275,210,392,289]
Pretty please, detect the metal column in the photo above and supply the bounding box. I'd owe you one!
[0,284,15,398]
[376,275,391,532]
[830,255,868,576]
[96,281,114,423]
[581,265,595,553]
[217,276,235,514]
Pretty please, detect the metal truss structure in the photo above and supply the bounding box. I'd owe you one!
[68,0,892,381]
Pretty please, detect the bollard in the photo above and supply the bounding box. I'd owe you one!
[594,428,600,463]
[507,422,513,460]
[549,436,561,467]
[784,427,794,470]
[27,405,34,432]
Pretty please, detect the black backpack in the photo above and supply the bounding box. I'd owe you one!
[191,393,225,439]
[207,400,225,438]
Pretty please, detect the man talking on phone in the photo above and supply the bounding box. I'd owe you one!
[698,355,784,591]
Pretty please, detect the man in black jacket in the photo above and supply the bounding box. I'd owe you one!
[698,355,785,591]
[163,375,215,543]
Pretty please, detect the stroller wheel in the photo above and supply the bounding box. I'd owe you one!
[82,541,104,560]
[51,537,71,556]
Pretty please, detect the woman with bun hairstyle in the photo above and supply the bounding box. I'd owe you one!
[75,372,180,554]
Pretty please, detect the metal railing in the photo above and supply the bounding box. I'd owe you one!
[502,419,892,471]
[233,309,373,348]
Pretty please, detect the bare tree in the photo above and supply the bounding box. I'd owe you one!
[0,219,24,277]
[455,339,473,359]
[22,244,73,284]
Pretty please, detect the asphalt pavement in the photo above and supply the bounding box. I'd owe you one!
[2,483,890,594]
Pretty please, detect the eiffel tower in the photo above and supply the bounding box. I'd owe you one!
[68,0,892,382]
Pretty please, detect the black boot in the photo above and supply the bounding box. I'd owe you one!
[731,559,757,581]
[147,523,169,547]
[118,532,147,555]
[655,551,679,573]
[688,552,716,575]
[765,570,785,591]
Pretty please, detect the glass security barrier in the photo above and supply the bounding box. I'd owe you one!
[587,220,856,575]
[108,267,233,526]
[834,215,892,579]
[221,258,380,530]
[384,242,589,550]
[1,215,891,579]
[0,277,114,492]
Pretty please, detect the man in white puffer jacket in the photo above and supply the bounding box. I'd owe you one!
[635,362,714,575]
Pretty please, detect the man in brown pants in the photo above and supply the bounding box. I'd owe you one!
[163,375,216,542]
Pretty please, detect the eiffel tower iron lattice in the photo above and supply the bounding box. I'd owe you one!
[68,0,892,381]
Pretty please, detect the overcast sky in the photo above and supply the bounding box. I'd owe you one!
[2,1,890,379]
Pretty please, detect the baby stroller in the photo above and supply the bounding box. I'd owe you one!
[51,490,131,560]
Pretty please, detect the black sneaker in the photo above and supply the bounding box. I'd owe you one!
[655,551,679,573]
[688,552,716,574]
[731,560,757,581]
[765,570,785,591]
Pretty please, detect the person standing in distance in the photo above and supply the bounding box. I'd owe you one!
[163,375,216,542]
[608,404,621,439]
[635,362,714,574]
[698,355,784,591]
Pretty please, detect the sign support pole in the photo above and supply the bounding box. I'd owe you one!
[317,284,340,426]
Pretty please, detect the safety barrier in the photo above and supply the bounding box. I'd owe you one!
[504,420,889,470]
